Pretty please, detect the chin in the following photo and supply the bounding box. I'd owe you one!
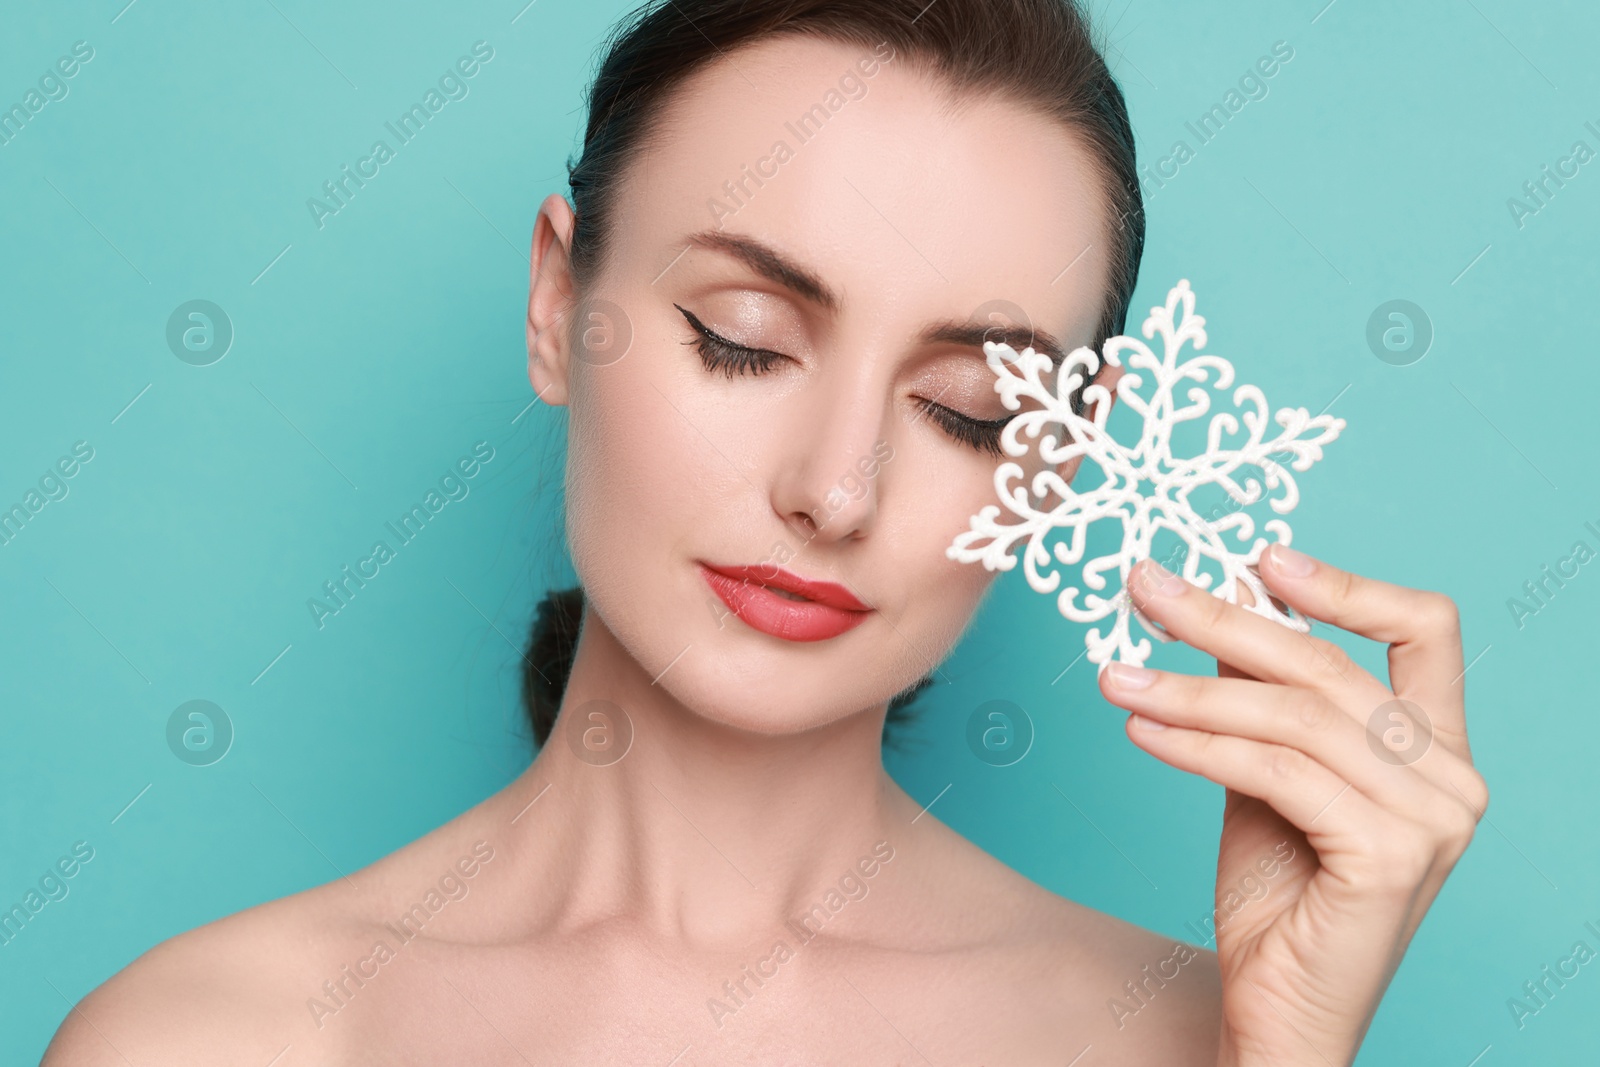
[659,631,887,738]
[580,539,979,737]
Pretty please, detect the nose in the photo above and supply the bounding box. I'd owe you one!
[769,376,888,545]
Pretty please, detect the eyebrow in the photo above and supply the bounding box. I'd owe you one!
[681,229,1071,366]
[686,230,841,312]
[916,320,1069,368]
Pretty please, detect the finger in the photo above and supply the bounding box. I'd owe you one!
[1127,558,1386,710]
[1256,544,1469,757]
[1113,682,1484,911]
[1115,707,1391,840]
[1216,658,1484,812]
[1100,664,1446,813]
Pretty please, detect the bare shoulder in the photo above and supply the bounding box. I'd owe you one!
[40,804,503,1067]
[1015,869,1223,1060]
[40,884,348,1066]
[902,810,1222,1061]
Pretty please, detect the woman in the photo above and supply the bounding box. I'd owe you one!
[45,1,1486,1063]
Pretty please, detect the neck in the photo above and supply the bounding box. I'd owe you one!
[497,603,911,946]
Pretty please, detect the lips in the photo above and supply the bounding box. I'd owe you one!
[698,562,872,642]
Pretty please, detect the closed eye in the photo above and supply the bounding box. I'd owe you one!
[674,303,1011,456]
[914,398,1010,457]
[674,304,792,377]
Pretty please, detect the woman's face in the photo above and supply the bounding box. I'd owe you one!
[529,35,1114,736]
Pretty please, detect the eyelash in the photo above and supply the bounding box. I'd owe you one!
[916,401,1009,458]
[673,303,1010,456]
[675,304,789,378]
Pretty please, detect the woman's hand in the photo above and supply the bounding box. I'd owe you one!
[1098,544,1487,1067]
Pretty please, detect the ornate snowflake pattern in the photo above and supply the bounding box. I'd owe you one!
[946,279,1346,671]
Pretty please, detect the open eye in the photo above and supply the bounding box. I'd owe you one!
[674,304,792,377]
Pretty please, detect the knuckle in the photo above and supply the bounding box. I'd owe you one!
[1267,743,1311,781]
[1172,671,1210,709]
[1417,591,1461,638]
[1425,792,1479,846]
[1335,566,1361,604]
[1387,850,1435,890]
[1364,827,1434,887]
[1303,637,1356,685]
[1289,690,1335,734]
[1420,810,1479,869]
[1456,769,1491,818]
[1446,809,1481,857]
[1197,588,1231,629]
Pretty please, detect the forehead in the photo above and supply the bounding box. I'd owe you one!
[610,33,1114,346]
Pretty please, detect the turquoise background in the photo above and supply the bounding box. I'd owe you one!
[2,0,1596,1061]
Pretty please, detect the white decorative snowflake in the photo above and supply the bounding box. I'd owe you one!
[946,279,1345,671]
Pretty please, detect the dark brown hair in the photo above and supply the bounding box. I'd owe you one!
[523,0,1145,748]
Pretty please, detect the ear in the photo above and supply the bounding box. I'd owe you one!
[527,193,579,407]
[1049,361,1124,485]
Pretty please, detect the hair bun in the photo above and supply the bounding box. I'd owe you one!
[522,585,585,745]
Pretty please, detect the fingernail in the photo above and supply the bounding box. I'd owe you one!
[1130,713,1167,731]
[1143,560,1186,597]
[1269,543,1315,577]
[1105,661,1156,689]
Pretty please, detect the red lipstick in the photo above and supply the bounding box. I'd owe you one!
[698,562,872,642]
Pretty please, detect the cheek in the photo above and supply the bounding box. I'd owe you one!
[563,346,765,609]
[922,553,996,653]
[565,363,695,564]
[889,445,1006,643]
